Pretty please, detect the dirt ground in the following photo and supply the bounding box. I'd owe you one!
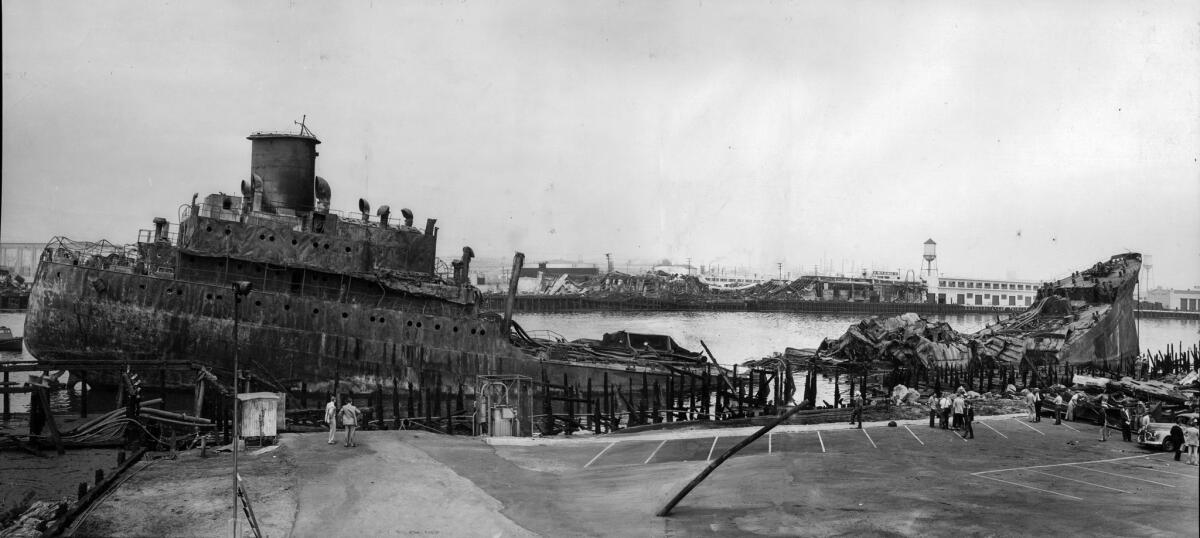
[70,411,1199,537]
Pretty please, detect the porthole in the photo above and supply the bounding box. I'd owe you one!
[370,316,376,322]
[416,322,422,328]
[323,243,330,250]
[206,226,213,232]
[470,328,476,335]
[224,229,232,235]
[284,304,291,311]
[166,288,173,294]
[341,312,349,318]
[345,246,351,252]
[206,294,213,300]
[268,236,275,242]
[254,300,262,307]
[57,272,62,278]
[479,329,486,335]
[217,295,224,301]
[313,241,320,248]
[452,326,459,333]
[313,308,320,314]
[434,324,441,330]
[406,321,413,327]
[379,317,386,324]
[177,289,184,296]
[291,239,298,245]
[259,234,266,240]
[139,284,146,289]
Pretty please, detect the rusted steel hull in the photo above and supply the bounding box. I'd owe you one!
[23,261,673,394]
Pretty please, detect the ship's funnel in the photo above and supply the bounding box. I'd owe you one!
[247,132,321,214]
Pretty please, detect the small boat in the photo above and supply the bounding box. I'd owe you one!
[0,326,22,352]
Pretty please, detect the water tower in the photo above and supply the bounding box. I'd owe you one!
[1142,254,1153,289]
[922,239,938,278]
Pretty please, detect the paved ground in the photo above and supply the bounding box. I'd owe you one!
[76,415,1200,537]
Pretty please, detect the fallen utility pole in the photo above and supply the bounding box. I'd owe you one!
[656,402,810,517]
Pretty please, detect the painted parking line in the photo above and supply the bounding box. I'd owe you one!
[1026,469,1132,494]
[1123,464,1199,478]
[768,432,772,454]
[975,452,1169,475]
[706,435,720,462]
[585,442,616,468]
[974,473,1081,501]
[1012,418,1046,436]
[644,440,666,465]
[862,428,877,449]
[817,431,826,453]
[1068,464,1177,487]
[903,425,925,446]
[979,421,1008,439]
[1059,422,1081,433]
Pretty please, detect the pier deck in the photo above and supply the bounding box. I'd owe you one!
[76,417,1198,536]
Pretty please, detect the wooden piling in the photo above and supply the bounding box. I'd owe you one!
[80,370,89,418]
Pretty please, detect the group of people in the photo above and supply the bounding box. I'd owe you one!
[324,395,362,447]
[927,388,975,439]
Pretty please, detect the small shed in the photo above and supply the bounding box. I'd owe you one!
[238,392,280,445]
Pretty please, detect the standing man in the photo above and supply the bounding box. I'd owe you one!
[952,393,965,431]
[340,396,361,448]
[1067,392,1079,421]
[939,393,952,429]
[1025,389,1037,422]
[1053,392,1064,425]
[1120,405,1133,442]
[1099,394,1110,442]
[961,400,975,439]
[1033,388,1043,422]
[929,392,940,428]
[1169,418,1185,461]
[324,394,338,445]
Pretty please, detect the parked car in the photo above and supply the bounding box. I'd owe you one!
[1137,412,1199,452]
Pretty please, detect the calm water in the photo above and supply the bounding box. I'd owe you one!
[2,311,1198,414]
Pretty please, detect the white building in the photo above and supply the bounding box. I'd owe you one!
[1146,286,1200,311]
[931,276,1041,307]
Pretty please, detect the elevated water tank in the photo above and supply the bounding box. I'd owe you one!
[247,132,321,213]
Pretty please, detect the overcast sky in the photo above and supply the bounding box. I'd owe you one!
[3,1,1198,288]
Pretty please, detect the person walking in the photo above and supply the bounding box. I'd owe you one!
[1185,418,1199,466]
[961,400,975,439]
[952,393,965,431]
[324,394,338,444]
[340,396,361,447]
[1120,405,1133,442]
[1066,392,1079,421]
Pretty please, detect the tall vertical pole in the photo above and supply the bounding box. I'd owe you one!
[230,281,252,538]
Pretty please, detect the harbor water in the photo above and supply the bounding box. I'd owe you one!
[3,310,1197,416]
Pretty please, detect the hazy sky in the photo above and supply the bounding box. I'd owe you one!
[3,1,1198,287]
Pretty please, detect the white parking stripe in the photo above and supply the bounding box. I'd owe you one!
[817,431,826,453]
[1059,422,1080,433]
[1068,465,1177,487]
[643,440,666,464]
[768,432,773,454]
[863,428,877,449]
[707,435,720,462]
[1012,418,1046,435]
[1027,469,1132,493]
[1126,465,1200,478]
[585,442,616,468]
[974,473,1081,500]
[980,421,1008,439]
[904,425,925,446]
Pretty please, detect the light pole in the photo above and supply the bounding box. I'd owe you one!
[230,281,252,537]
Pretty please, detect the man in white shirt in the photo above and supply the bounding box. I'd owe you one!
[324,394,338,444]
[1053,393,1064,425]
[1066,392,1080,421]
[952,394,966,430]
[939,394,951,429]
